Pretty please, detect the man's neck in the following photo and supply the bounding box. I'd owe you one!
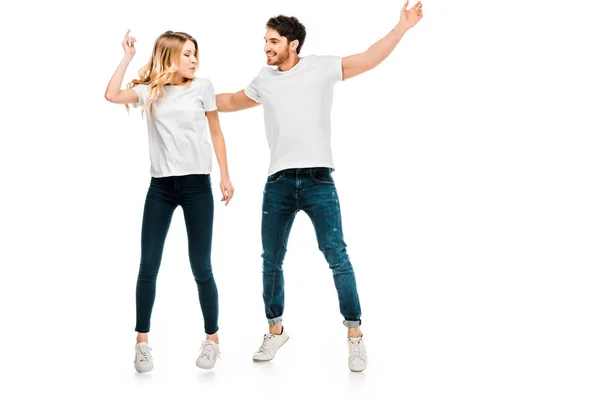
[278,54,300,72]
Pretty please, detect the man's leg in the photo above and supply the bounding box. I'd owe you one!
[253,171,297,361]
[302,169,362,328]
[302,168,367,371]
[261,172,297,327]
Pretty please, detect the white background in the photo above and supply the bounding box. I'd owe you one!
[1,0,599,399]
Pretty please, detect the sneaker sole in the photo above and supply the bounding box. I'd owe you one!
[134,365,153,373]
[196,362,215,370]
[349,365,367,372]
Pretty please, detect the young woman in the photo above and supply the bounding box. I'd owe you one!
[105,30,233,372]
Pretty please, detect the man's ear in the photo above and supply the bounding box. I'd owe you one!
[290,39,299,52]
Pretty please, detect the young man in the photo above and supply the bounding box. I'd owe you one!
[216,1,423,372]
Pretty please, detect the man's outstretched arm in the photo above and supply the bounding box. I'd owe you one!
[342,1,423,80]
[216,90,260,112]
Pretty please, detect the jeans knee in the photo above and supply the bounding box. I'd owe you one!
[261,247,286,274]
[137,268,158,282]
[138,259,160,281]
[191,262,214,283]
[322,246,351,272]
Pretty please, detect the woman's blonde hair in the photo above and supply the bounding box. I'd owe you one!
[127,31,198,115]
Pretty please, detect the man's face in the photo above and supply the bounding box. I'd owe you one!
[264,28,291,66]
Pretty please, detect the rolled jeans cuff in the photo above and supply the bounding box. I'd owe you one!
[268,316,283,325]
[343,319,361,328]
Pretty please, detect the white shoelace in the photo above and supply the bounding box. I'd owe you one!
[199,341,220,360]
[258,334,276,353]
[348,338,362,358]
[137,344,152,362]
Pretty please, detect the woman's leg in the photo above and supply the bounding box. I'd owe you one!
[180,175,219,339]
[135,178,177,338]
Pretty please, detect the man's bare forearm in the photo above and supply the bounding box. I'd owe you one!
[216,93,235,112]
[363,25,408,71]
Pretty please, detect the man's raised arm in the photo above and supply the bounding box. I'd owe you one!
[342,1,423,80]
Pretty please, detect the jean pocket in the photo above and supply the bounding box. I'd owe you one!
[312,169,335,184]
[266,172,283,184]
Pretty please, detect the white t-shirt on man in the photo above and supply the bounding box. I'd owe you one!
[132,78,217,178]
[244,55,343,176]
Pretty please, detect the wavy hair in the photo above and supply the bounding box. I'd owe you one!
[266,16,306,54]
[127,31,198,115]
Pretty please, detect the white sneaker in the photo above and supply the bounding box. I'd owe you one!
[196,340,220,370]
[252,328,289,362]
[348,336,367,372]
[134,342,154,373]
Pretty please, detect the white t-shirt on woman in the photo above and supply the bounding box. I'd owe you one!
[132,78,217,178]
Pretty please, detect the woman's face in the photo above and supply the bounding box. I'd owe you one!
[177,40,198,79]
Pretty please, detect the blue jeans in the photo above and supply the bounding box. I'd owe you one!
[135,174,219,334]
[261,167,362,327]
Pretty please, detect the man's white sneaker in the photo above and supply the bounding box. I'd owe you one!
[348,336,367,372]
[134,342,154,373]
[252,328,289,362]
[196,340,220,370]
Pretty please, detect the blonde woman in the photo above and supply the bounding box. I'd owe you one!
[105,30,233,372]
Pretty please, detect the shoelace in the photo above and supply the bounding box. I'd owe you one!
[348,339,362,358]
[199,341,221,360]
[258,334,276,353]
[137,344,152,362]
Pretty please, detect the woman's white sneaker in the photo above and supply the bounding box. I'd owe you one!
[252,328,289,361]
[348,336,367,372]
[196,340,220,370]
[134,342,154,373]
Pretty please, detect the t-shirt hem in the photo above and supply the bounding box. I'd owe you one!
[334,56,343,82]
[151,169,212,178]
[244,87,261,103]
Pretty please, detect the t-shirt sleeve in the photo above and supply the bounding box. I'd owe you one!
[130,84,149,108]
[201,79,217,112]
[320,55,343,83]
[244,71,262,103]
